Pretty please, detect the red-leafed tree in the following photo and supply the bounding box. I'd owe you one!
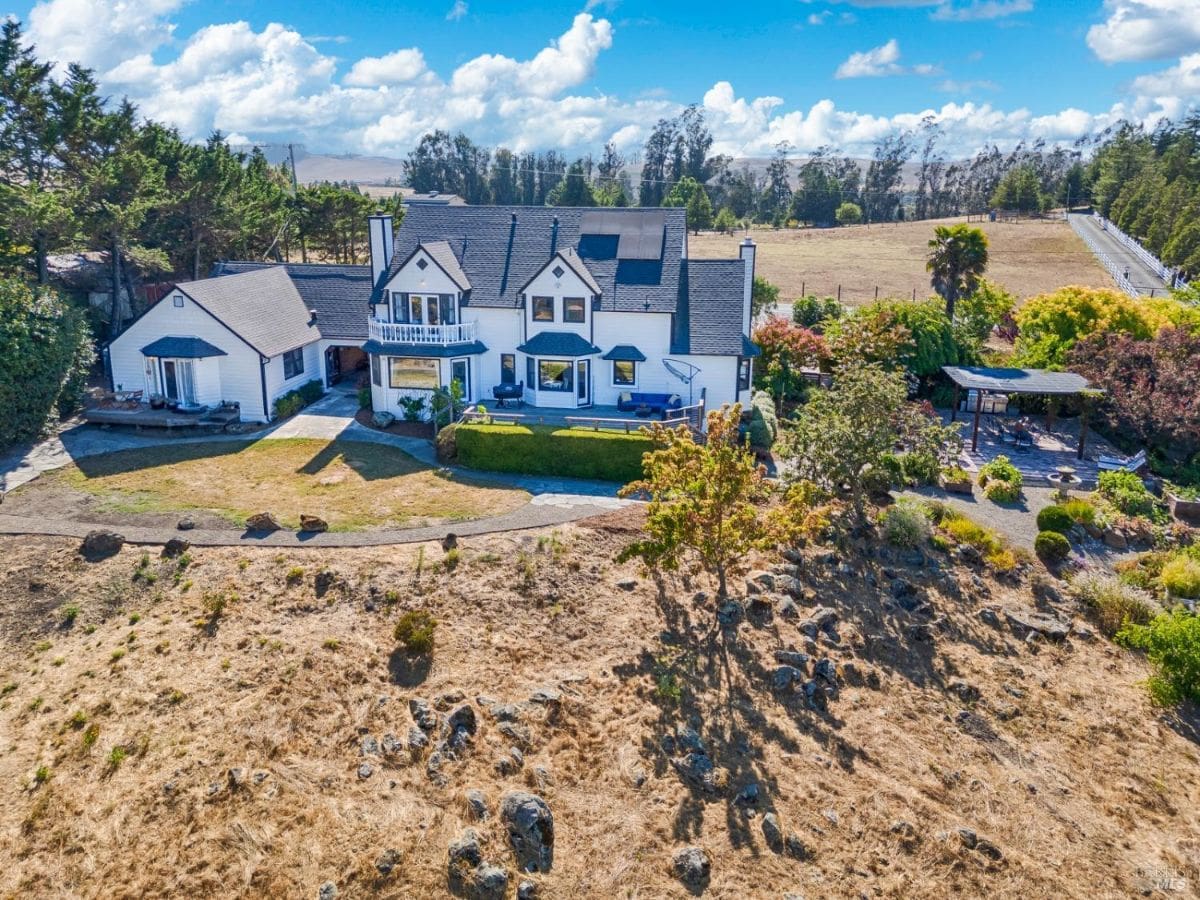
[1069,327,1200,457]
[750,316,828,406]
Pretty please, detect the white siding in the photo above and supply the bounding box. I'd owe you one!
[108,288,269,421]
[387,252,461,296]
[522,264,593,342]
[592,311,674,405]
[264,340,322,412]
[463,306,522,401]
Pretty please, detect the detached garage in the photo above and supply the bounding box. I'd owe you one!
[107,267,322,423]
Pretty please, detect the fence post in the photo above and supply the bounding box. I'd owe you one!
[801,281,805,297]
[874,286,879,300]
[837,285,841,303]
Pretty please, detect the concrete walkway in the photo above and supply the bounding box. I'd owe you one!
[1070,214,1172,297]
[0,389,632,547]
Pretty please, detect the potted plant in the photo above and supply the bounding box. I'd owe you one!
[939,465,973,494]
[149,393,166,410]
[1165,482,1200,523]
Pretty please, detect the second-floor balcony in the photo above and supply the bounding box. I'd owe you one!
[368,318,479,346]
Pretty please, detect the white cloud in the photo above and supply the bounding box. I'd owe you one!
[18,1,1193,163]
[931,0,1033,21]
[834,39,941,78]
[937,78,1000,92]
[1087,0,1200,62]
[446,1,468,22]
[807,11,831,24]
[344,49,428,86]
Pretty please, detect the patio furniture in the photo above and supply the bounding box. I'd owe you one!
[1097,448,1148,474]
[113,389,143,403]
[617,391,683,419]
[491,381,524,408]
[634,404,654,418]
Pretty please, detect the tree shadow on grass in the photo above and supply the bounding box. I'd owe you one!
[388,648,432,687]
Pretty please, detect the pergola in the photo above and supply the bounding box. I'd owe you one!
[942,365,1100,459]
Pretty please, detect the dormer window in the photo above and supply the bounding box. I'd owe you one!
[532,296,554,322]
[564,297,585,323]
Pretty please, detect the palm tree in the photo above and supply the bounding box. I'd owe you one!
[927,224,989,319]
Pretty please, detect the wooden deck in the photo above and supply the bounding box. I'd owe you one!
[945,412,1113,486]
[465,401,702,431]
[83,404,240,431]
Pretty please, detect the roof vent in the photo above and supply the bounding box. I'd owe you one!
[308,308,318,323]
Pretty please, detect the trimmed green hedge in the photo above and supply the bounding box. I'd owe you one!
[455,423,653,483]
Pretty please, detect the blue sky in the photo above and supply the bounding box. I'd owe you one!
[14,0,1200,157]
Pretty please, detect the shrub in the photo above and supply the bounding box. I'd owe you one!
[747,391,778,449]
[1097,470,1158,520]
[978,455,1021,487]
[272,379,324,420]
[1069,571,1154,636]
[399,395,426,422]
[880,501,932,548]
[1161,555,1200,599]
[436,424,458,464]
[942,512,1004,556]
[1116,610,1200,707]
[358,386,372,409]
[1034,530,1071,563]
[1062,498,1096,526]
[394,610,436,655]
[898,450,940,485]
[456,423,652,483]
[940,465,970,484]
[1036,505,1074,533]
[984,479,1021,503]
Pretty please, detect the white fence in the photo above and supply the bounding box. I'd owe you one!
[1068,214,1141,298]
[1091,214,1190,290]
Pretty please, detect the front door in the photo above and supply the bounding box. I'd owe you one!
[163,360,179,401]
[577,359,590,406]
[162,360,196,404]
[451,358,470,402]
[325,347,341,386]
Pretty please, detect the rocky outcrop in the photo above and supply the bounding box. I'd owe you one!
[500,792,554,873]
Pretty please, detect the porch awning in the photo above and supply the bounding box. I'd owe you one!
[601,344,646,362]
[362,339,488,358]
[517,332,600,357]
[141,336,227,358]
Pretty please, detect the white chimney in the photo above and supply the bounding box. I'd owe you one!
[368,214,395,286]
[739,237,756,335]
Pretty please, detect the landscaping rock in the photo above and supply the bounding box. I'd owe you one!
[773,649,809,668]
[671,846,711,889]
[300,514,328,533]
[80,530,124,560]
[245,512,281,532]
[501,791,554,873]
[1102,528,1128,550]
[176,517,195,531]
[372,411,395,428]
[162,537,190,558]
[772,665,805,691]
[761,812,784,852]
[410,698,440,732]
[466,789,490,821]
[948,678,980,703]
[616,577,637,591]
[318,881,337,900]
[517,880,538,900]
[407,727,430,751]
[375,848,401,876]
[1004,608,1069,642]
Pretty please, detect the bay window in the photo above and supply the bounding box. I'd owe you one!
[389,357,439,389]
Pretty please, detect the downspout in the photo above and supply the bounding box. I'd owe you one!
[260,355,270,422]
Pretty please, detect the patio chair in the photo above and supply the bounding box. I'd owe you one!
[1097,448,1148,473]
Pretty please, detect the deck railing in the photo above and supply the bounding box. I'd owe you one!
[1068,214,1141,298]
[368,319,478,346]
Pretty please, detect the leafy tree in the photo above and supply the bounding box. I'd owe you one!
[1116,610,1200,707]
[1069,326,1200,457]
[835,202,862,226]
[751,316,827,405]
[685,183,713,232]
[862,132,912,223]
[825,305,913,372]
[780,365,951,522]
[714,207,737,233]
[927,223,989,318]
[759,142,793,224]
[0,279,94,447]
[1013,286,1154,369]
[955,279,1016,345]
[990,164,1044,213]
[751,275,780,320]
[547,160,595,206]
[791,295,842,332]
[618,404,814,598]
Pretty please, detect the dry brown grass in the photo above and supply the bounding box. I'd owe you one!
[6,438,527,532]
[0,523,1196,899]
[690,216,1112,308]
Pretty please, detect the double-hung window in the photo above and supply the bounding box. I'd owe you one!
[532,296,554,322]
[563,297,585,323]
[283,348,305,380]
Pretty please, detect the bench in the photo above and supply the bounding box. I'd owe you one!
[617,391,683,419]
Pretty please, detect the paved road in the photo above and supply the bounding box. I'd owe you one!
[0,389,633,546]
[1070,214,1171,297]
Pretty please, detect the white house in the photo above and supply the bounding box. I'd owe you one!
[105,205,758,425]
[107,266,325,423]
[364,205,758,419]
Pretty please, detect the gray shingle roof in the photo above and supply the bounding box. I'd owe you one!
[516,331,601,357]
[385,205,687,313]
[601,344,647,362]
[672,259,748,356]
[140,336,227,358]
[519,247,603,297]
[211,261,372,342]
[942,366,1095,395]
[177,267,318,358]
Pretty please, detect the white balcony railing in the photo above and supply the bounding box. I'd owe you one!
[368,318,478,346]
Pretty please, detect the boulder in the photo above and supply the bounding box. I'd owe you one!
[375,849,401,876]
[1102,528,1128,550]
[162,537,190,558]
[948,678,980,703]
[410,698,440,732]
[448,704,478,736]
[300,514,328,533]
[671,846,711,890]
[761,812,784,853]
[318,882,337,900]
[407,727,430,751]
[717,599,744,627]
[447,828,485,891]
[616,578,637,592]
[80,530,124,560]
[746,570,776,593]
[773,650,809,668]
[799,606,839,637]
[500,791,554,873]
[1004,608,1069,642]
[465,789,490,821]
[517,880,538,900]
[372,411,395,429]
[176,517,196,531]
[472,864,509,900]
[813,658,837,685]
[772,665,805,691]
[244,512,281,532]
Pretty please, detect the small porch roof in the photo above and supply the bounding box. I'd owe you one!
[602,344,647,362]
[941,366,1095,396]
[141,336,227,358]
[517,332,601,357]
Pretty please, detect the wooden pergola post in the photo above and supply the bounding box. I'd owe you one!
[1078,400,1089,461]
[950,383,961,422]
[971,391,983,452]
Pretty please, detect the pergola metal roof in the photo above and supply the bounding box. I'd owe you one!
[942,366,1097,396]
